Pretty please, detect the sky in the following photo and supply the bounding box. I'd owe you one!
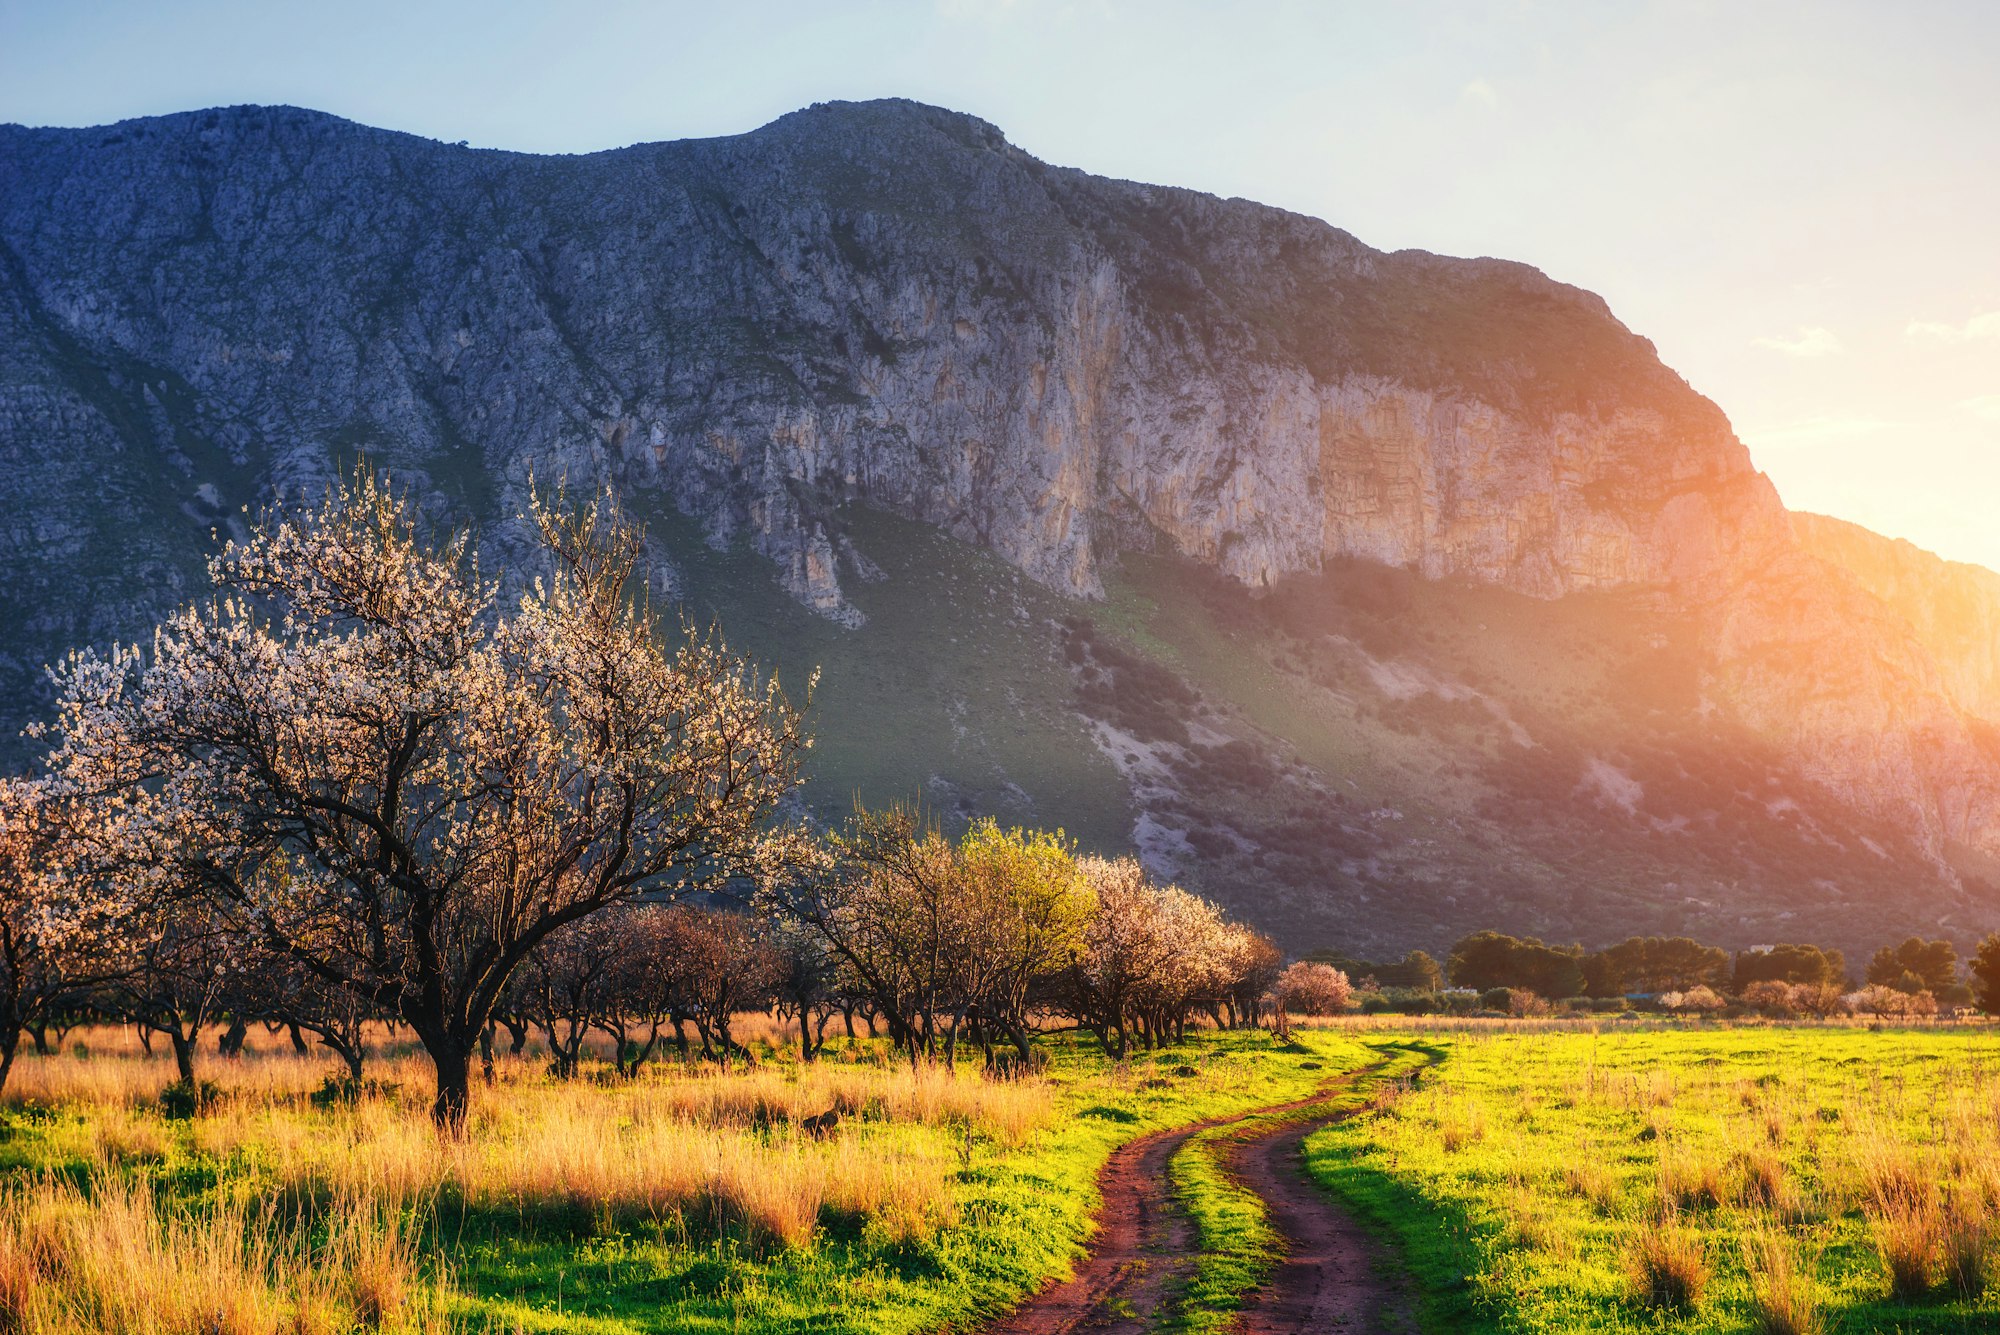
[4,0,1998,569]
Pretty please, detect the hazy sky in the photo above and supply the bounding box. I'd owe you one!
[5,0,1997,569]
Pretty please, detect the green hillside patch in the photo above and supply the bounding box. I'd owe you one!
[635,502,1133,851]
[1083,548,1948,959]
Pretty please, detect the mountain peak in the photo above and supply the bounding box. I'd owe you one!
[3,101,1997,951]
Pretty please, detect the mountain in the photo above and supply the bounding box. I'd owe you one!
[3,98,1997,959]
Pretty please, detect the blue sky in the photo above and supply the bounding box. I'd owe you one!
[5,0,1998,569]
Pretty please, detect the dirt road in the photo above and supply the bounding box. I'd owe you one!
[984,1067,1415,1334]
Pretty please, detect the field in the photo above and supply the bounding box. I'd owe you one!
[1307,1024,2000,1333]
[1,1020,1995,1333]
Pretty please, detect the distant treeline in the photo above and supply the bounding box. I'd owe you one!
[1308,930,2000,1018]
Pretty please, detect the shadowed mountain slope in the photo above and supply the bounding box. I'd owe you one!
[3,99,1996,955]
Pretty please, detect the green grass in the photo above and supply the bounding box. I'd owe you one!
[16,1020,2000,1333]
[1302,1024,2000,1334]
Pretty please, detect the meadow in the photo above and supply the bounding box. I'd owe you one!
[1305,1023,2000,1333]
[2,1019,1994,1334]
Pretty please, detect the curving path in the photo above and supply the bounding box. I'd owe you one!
[985,1064,1417,1335]
[1220,1108,1417,1333]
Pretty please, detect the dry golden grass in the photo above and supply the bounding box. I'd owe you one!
[7,1023,388,1108]
[6,1021,1054,1254]
[1733,1145,1804,1220]
[201,1090,966,1249]
[1873,1199,1939,1300]
[0,1173,445,1335]
[1657,1150,1725,1214]
[1561,1157,1624,1217]
[1941,1189,1994,1301]
[1437,1099,1487,1152]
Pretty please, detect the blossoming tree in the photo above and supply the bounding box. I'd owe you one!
[42,474,808,1128]
[0,779,108,1094]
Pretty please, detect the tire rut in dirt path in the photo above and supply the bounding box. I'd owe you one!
[1219,1107,1417,1334]
[984,1063,1406,1335]
[981,1116,1207,1335]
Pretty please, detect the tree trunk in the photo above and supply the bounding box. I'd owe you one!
[288,1023,310,1053]
[169,1030,196,1084]
[431,1044,472,1134]
[712,1014,738,1065]
[0,1029,18,1098]
[27,1025,49,1057]
[321,1035,366,1083]
[479,1023,496,1083]
[218,1015,248,1057]
[624,1025,660,1077]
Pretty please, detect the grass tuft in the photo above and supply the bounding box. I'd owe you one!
[1743,1226,1821,1335]
[1627,1218,1708,1309]
[1942,1187,1994,1301]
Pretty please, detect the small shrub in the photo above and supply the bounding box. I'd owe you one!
[157,1078,222,1119]
[1080,1105,1139,1123]
[310,1075,400,1107]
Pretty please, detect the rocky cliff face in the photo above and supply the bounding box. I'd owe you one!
[1793,513,2000,725]
[2,98,1997,936]
[0,101,1782,608]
